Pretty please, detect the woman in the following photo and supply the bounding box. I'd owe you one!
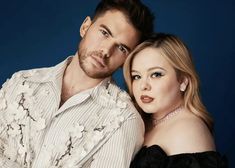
[123,33,227,167]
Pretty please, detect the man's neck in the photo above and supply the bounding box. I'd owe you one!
[60,55,103,104]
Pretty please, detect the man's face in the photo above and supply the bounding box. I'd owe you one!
[78,10,140,79]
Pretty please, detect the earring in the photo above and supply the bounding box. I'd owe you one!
[180,85,186,92]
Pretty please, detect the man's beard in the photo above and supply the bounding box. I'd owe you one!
[78,49,113,79]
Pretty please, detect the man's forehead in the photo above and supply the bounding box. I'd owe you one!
[93,10,140,49]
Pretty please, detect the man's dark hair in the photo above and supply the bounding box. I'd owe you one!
[93,0,155,42]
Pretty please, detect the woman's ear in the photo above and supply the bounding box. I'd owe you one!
[80,16,92,38]
[180,76,189,92]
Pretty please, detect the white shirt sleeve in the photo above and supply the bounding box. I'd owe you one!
[0,76,22,168]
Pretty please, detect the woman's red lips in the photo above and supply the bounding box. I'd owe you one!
[140,95,154,103]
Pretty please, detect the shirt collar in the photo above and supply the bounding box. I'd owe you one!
[24,55,120,99]
[24,55,114,97]
[24,56,73,83]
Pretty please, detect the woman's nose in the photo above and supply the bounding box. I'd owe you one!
[140,78,151,91]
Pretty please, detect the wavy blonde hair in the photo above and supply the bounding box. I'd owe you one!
[123,33,213,132]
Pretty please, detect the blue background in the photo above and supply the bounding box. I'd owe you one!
[0,0,234,166]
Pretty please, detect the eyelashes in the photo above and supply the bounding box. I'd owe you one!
[131,75,141,80]
[100,29,109,37]
[151,72,163,78]
[131,72,164,81]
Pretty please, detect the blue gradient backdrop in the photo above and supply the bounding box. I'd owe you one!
[0,0,234,166]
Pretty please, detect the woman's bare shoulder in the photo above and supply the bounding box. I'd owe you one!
[161,111,215,155]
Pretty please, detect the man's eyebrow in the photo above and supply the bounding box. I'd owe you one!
[100,24,113,37]
[100,24,131,52]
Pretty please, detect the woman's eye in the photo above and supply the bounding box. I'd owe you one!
[151,72,163,78]
[131,75,141,80]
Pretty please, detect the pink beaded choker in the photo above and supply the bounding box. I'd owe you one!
[152,106,183,127]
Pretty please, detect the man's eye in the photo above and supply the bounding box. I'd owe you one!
[100,29,109,37]
[131,75,141,80]
[151,72,163,78]
[118,45,127,54]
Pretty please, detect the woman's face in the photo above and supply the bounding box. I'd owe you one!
[131,47,183,118]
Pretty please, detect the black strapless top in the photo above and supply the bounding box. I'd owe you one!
[130,145,228,168]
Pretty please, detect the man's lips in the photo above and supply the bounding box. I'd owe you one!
[90,55,106,68]
[140,95,154,103]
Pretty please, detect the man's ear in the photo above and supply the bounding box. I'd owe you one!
[180,76,189,92]
[80,16,92,38]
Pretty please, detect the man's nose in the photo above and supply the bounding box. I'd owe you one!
[100,41,114,58]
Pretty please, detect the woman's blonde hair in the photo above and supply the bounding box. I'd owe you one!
[123,33,213,132]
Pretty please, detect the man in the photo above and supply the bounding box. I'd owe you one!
[0,0,154,167]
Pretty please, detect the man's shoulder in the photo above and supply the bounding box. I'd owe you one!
[8,66,53,82]
[107,82,132,104]
[20,66,52,76]
[0,66,54,95]
[7,57,70,83]
[105,82,141,117]
[109,82,130,99]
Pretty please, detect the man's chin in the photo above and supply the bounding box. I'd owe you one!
[84,70,111,79]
